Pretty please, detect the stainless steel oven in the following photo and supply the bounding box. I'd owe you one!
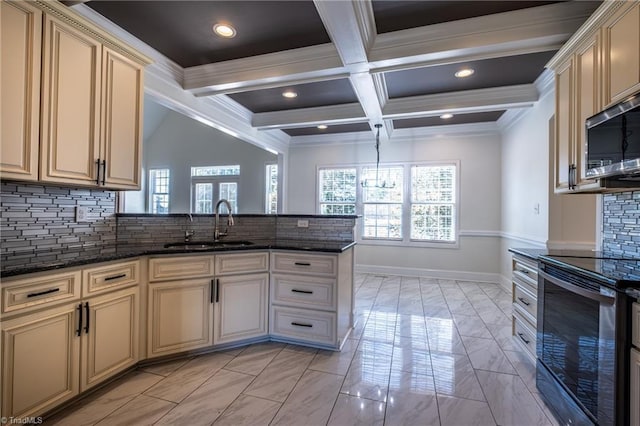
[537,259,634,426]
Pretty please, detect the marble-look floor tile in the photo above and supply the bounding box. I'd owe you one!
[155,369,254,426]
[341,350,392,401]
[213,394,281,426]
[144,352,234,403]
[327,394,385,426]
[282,343,318,355]
[224,341,285,375]
[423,305,453,319]
[243,349,314,402]
[486,322,516,351]
[426,317,466,354]
[138,357,192,377]
[430,351,486,401]
[309,339,358,375]
[48,371,163,426]
[391,346,432,375]
[394,314,427,338]
[94,395,175,426]
[437,394,497,426]
[385,374,439,426]
[271,370,344,426]
[358,338,395,356]
[452,313,493,338]
[476,370,552,426]
[474,302,511,326]
[461,335,517,374]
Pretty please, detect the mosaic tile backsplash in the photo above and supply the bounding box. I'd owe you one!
[602,191,640,257]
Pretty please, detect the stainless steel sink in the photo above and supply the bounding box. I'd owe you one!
[163,240,254,249]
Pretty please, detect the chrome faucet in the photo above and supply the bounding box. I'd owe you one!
[214,199,234,240]
[185,213,195,242]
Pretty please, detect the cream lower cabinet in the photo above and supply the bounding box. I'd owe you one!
[511,253,538,363]
[0,284,138,418]
[632,348,640,426]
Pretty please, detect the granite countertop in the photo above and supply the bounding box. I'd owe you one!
[0,239,356,278]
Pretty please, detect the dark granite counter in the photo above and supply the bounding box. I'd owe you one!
[508,247,548,261]
[0,239,356,278]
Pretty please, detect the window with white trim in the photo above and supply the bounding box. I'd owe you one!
[317,163,458,244]
[265,164,278,214]
[149,169,170,214]
[318,168,357,215]
[191,166,239,214]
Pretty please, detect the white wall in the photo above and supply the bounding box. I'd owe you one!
[133,110,277,213]
[286,131,503,280]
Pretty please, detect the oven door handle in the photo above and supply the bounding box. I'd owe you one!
[539,270,615,305]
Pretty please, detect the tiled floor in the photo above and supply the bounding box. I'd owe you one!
[49,274,559,426]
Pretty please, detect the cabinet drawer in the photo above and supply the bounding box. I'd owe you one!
[82,259,140,296]
[215,252,268,275]
[2,270,82,317]
[148,255,214,281]
[512,257,538,289]
[270,306,336,346]
[513,312,536,360]
[271,252,337,276]
[272,274,336,311]
[633,303,639,348]
[513,284,537,323]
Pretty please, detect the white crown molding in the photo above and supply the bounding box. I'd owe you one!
[354,264,502,284]
[496,108,530,133]
[369,2,596,69]
[253,103,366,129]
[383,84,538,119]
[352,0,377,53]
[534,68,555,99]
[289,130,375,147]
[183,44,346,95]
[497,70,554,132]
[546,0,627,70]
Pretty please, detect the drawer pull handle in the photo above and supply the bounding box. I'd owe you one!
[76,303,83,336]
[104,273,127,281]
[517,332,530,345]
[294,262,311,266]
[518,269,530,275]
[27,288,60,298]
[291,289,313,294]
[291,322,313,328]
[517,297,531,306]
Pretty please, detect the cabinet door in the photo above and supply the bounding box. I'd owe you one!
[214,273,268,345]
[603,2,640,106]
[1,303,80,418]
[148,279,213,358]
[574,32,601,187]
[631,348,640,426]
[81,287,139,392]
[554,58,574,192]
[40,13,101,186]
[0,1,41,181]
[101,47,144,189]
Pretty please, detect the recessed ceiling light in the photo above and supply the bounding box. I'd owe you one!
[317,125,328,129]
[454,68,474,78]
[440,113,454,119]
[282,91,298,98]
[213,23,236,38]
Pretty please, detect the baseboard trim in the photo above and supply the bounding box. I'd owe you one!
[355,264,502,283]
[499,274,512,294]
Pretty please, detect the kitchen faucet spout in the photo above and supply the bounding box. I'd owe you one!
[214,199,234,240]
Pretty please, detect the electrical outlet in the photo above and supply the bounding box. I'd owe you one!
[75,206,89,222]
[297,219,309,228]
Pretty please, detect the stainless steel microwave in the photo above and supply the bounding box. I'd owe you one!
[585,93,640,179]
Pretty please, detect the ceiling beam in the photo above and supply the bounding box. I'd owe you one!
[253,103,366,130]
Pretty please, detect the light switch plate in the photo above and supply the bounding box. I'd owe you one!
[75,206,89,222]
[297,219,309,228]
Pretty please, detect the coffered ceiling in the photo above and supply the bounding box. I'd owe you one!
[79,0,601,148]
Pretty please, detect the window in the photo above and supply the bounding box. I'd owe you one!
[317,163,458,245]
[411,165,456,242]
[149,169,170,213]
[191,166,239,214]
[362,166,403,239]
[318,168,357,214]
[265,164,278,214]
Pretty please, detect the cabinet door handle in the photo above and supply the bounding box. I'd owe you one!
[517,297,531,306]
[294,262,311,266]
[76,303,83,337]
[101,160,106,186]
[291,289,313,294]
[27,288,60,298]
[215,279,220,303]
[95,159,101,185]
[518,269,529,275]
[210,280,215,304]
[291,322,313,328]
[104,273,126,281]
[517,332,530,345]
[84,302,90,334]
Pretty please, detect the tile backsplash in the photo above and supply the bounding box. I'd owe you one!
[602,191,640,257]
[0,182,117,253]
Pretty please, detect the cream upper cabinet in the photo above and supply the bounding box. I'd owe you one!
[554,58,574,192]
[603,1,640,106]
[0,1,42,181]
